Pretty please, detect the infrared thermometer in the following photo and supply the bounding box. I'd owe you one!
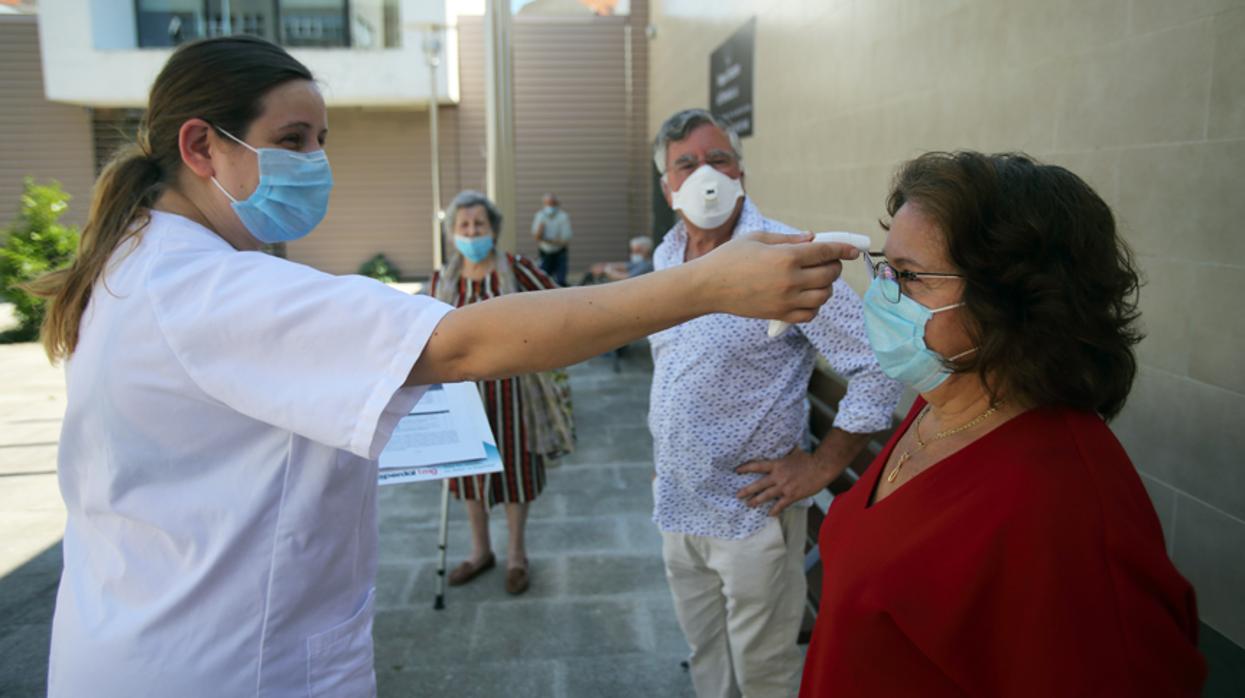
[767,231,873,338]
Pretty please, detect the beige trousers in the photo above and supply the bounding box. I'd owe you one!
[660,506,807,698]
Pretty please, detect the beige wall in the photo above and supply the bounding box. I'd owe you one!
[648,0,1245,646]
[510,15,637,267]
[0,16,94,231]
[476,11,652,271]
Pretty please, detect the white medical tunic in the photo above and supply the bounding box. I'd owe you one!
[47,211,452,697]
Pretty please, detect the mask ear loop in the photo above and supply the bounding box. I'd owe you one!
[932,302,977,363]
[213,125,260,154]
[207,124,259,205]
[929,301,966,314]
[210,176,240,204]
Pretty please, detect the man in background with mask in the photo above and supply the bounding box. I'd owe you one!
[532,192,573,285]
[581,235,655,284]
[646,108,902,698]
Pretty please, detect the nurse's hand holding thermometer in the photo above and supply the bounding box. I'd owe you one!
[766,231,872,338]
[409,230,861,385]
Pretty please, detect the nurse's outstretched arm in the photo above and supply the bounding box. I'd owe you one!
[408,232,859,385]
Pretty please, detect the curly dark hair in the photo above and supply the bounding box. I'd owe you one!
[884,151,1143,420]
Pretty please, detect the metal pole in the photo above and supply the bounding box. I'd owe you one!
[429,70,442,270]
[423,28,445,270]
[221,0,231,35]
[434,478,450,610]
[484,0,517,254]
[624,23,636,246]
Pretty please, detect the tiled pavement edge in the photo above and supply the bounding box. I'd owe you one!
[0,341,69,698]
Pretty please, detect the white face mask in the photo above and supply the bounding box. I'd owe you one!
[670,164,744,230]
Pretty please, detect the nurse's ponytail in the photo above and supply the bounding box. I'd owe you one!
[27,143,163,360]
[29,35,312,361]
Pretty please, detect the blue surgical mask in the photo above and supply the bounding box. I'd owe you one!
[863,276,967,393]
[210,126,333,244]
[454,235,495,263]
[544,206,557,216]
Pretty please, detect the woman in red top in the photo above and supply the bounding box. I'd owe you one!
[800,152,1206,697]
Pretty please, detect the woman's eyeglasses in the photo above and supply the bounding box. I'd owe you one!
[864,251,964,303]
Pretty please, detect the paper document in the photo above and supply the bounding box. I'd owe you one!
[378,382,504,485]
[377,443,505,486]
[408,382,452,414]
[380,383,485,468]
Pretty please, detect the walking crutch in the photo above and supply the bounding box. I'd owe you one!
[434,478,450,610]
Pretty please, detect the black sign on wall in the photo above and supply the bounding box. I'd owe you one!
[710,17,756,138]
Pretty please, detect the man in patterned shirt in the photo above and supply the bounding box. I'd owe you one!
[647,109,902,698]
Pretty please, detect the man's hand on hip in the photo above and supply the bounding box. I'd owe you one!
[735,428,871,516]
[735,448,835,517]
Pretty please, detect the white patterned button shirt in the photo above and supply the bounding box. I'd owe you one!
[649,198,903,540]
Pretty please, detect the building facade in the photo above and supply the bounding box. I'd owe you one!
[4,0,651,278]
[0,13,94,230]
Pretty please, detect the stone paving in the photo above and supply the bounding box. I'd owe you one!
[0,338,693,697]
[372,347,694,697]
[0,340,66,698]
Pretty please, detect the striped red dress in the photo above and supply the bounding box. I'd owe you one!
[429,254,558,506]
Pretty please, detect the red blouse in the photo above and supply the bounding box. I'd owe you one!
[800,400,1206,697]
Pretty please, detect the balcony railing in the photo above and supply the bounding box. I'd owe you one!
[134,0,400,49]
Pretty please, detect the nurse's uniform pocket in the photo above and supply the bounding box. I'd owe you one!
[306,588,377,698]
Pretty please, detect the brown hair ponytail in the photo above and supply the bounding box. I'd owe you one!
[28,35,313,361]
[27,145,163,359]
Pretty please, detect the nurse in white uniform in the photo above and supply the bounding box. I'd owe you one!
[31,36,856,698]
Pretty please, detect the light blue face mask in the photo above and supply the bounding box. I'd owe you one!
[863,276,969,393]
[454,234,495,263]
[210,126,333,244]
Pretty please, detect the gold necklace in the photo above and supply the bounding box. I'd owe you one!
[886,403,1000,484]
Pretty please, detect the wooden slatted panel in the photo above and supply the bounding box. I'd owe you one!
[809,365,893,493]
[91,109,144,175]
[803,365,900,632]
[510,17,632,272]
[0,16,95,230]
[626,0,651,246]
[801,502,827,643]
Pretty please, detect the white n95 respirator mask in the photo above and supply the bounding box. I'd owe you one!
[670,164,744,230]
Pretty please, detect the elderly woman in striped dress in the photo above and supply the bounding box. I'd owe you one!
[427,190,574,595]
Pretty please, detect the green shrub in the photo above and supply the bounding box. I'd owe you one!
[0,179,80,342]
[358,253,400,283]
